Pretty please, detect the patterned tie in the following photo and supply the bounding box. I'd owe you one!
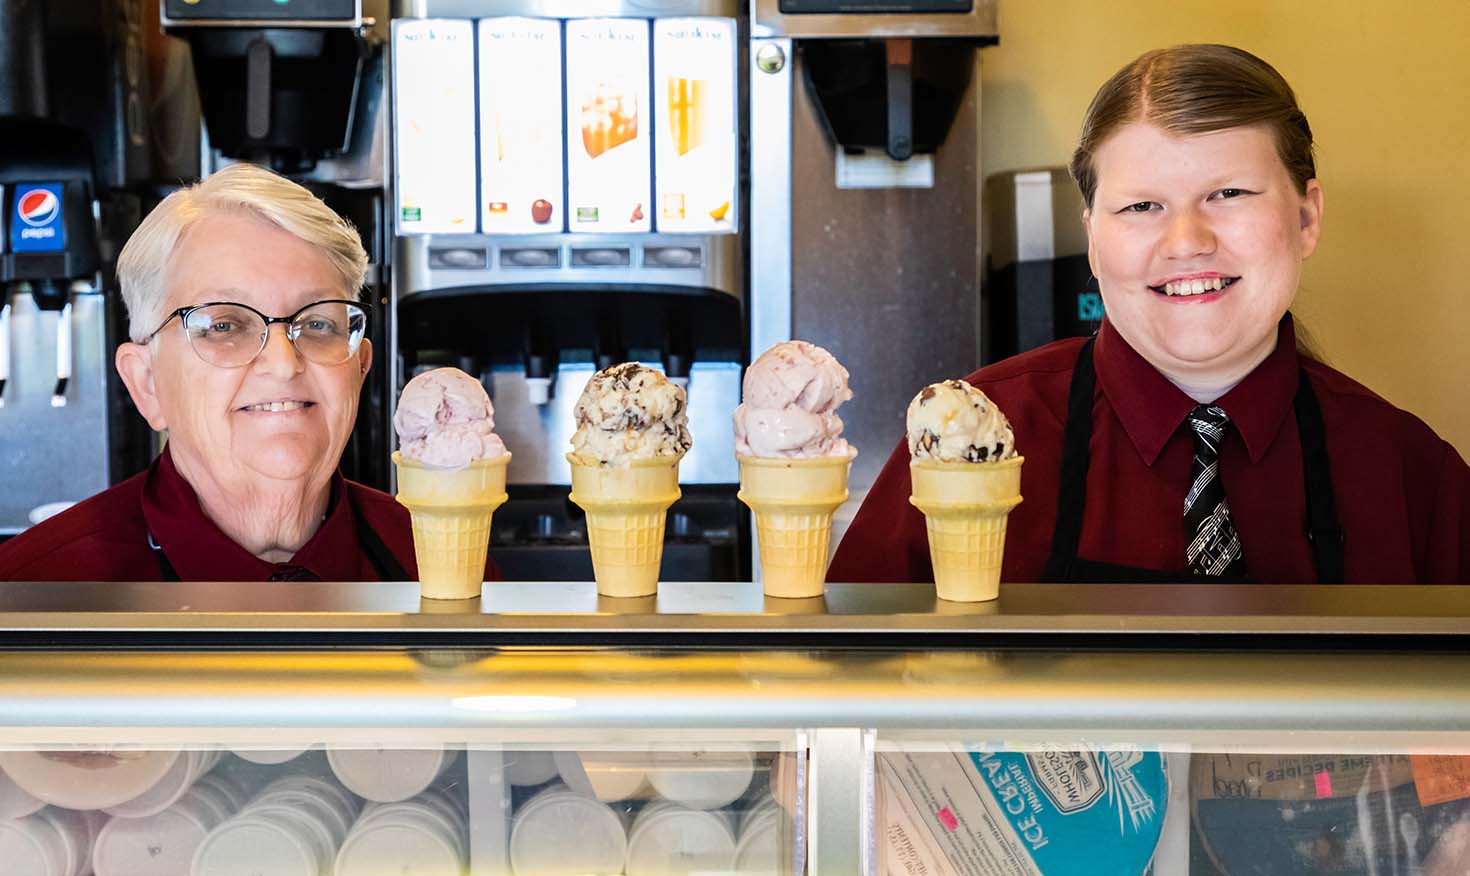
[1184,405,1247,578]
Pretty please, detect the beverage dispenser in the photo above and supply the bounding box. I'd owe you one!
[0,0,164,535]
[390,1,746,581]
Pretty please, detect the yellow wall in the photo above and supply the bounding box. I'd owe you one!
[980,0,1470,457]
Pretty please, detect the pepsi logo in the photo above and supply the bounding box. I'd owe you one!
[18,189,60,227]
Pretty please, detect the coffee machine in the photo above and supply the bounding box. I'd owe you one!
[162,0,395,489]
[0,0,163,535]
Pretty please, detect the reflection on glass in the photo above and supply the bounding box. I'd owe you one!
[875,745,1470,876]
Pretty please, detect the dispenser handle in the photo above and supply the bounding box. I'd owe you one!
[246,38,273,140]
[0,300,10,408]
[51,300,71,407]
[885,39,914,161]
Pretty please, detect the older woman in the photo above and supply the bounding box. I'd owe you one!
[830,44,1469,584]
[0,164,484,582]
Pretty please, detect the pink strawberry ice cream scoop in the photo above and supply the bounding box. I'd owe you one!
[733,340,853,458]
[394,367,508,469]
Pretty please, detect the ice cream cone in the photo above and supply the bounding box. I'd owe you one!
[567,454,682,598]
[737,450,856,598]
[908,456,1023,602]
[394,451,511,600]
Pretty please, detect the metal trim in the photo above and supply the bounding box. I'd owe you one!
[1,582,1470,637]
[2,648,1470,743]
[394,0,740,19]
[810,728,864,876]
[751,0,997,38]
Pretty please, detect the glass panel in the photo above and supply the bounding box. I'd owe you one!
[0,741,804,876]
[872,739,1470,876]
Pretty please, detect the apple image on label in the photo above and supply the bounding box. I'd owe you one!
[532,199,553,224]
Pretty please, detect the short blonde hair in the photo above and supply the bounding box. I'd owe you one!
[118,163,369,342]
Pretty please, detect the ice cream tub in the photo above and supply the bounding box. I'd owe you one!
[554,749,650,801]
[648,748,754,811]
[504,749,559,787]
[327,746,456,803]
[509,784,628,876]
[93,792,223,876]
[0,748,181,811]
[0,814,69,876]
[0,764,46,819]
[335,811,464,876]
[878,746,1168,876]
[626,801,737,876]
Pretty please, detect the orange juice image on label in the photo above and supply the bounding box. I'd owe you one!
[666,77,706,156]
[581,82,639,159]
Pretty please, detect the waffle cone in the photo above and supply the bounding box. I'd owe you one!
[567,454,683,598]
[394,451,511,600]
[908,456,1023,602]
[738,450,856,598]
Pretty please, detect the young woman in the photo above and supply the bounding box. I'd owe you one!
[830,44,1468,584]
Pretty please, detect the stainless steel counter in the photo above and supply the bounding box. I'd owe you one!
[0,581,1467,637]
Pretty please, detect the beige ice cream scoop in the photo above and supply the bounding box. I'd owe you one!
[906,380,1023,602]
[906,379,1016,464]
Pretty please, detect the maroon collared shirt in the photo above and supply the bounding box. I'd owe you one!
[829,317,1470,584]
[0,446,497,583]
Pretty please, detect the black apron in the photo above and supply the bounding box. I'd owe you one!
[1041,337,1345,583]
[149,494,409,582]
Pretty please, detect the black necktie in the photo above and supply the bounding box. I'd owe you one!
[1184,405,1246,578]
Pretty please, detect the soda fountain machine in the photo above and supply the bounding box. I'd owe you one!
[388,0,998,580]
[390,2,747,580]
[0,0,170,535]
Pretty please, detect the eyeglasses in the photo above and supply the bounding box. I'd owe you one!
[145,300,371,368]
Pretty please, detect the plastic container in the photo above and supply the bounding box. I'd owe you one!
[648,749,754,810]
[502,750,558,788]
[227,746,311,766]
[327,747,458,803]
[0,750,181,811]
[625,801,737,876]
[93,791,223,876]
[191,813,322,876]
[0,814,70,876]
[734,806,782,875]
[554,750,649,801]
[105,749,221,819]
[509,785,628,876]
[0,765,47,819]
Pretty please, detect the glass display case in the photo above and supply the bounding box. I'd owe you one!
[1,581,1468,875]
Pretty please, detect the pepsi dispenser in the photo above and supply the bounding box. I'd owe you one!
[391,3,746,581]
[0,0,162,535]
